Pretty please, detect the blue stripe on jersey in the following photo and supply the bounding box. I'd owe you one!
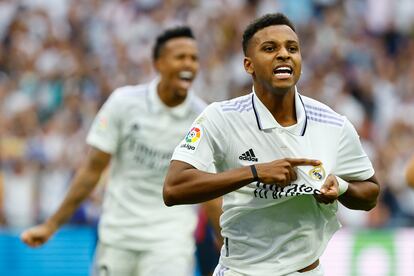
[304,104,344,127]
[251,94,263,130]
[298,94,308,136]
[306,110,344,123]
[220,96,252,113]
[306,115,344,127]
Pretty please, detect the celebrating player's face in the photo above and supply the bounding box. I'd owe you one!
[244,25,301,94]
[156,37,199,97]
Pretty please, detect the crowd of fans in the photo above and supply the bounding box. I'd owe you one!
[1,0,414,230]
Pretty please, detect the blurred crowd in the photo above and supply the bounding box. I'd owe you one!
[0,0,414,230]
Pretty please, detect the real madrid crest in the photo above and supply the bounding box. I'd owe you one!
[308,165,326,181]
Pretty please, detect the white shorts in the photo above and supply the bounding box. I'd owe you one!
[93,242,195,276]
[213,263,324,276]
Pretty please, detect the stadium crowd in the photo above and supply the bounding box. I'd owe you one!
[1,0,414,232]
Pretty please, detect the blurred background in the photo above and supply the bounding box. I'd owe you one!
[0,0,414,275]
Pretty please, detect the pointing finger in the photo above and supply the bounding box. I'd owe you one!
[286,158,321,167]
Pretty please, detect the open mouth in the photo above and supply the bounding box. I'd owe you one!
[273,66,293,79]
[178,71,194,82]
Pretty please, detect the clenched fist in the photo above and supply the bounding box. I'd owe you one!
[20,221,58,248]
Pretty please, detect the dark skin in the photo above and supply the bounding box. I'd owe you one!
[155,37,199,106]
[164,25,379,211]
[406,155,414,188]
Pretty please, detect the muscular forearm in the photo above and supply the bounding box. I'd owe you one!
[338,176,379,211]
[164,158,321,206]
[47,167,101,228]
[164,163,253,206]
[47,148,110,229]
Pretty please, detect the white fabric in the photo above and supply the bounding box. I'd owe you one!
[87,78,206,251]
[172,90,374,276]
[335,175,349,196]
[213,263,324,276]
[93,241,194,276]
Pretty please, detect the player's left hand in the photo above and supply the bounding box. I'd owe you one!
[313,174,339,204]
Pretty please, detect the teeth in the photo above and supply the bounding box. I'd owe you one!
[277,66,291,71]
[274,66,292,75]
[179,71,193,81]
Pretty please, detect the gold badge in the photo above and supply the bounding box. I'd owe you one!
[308,165,326,181]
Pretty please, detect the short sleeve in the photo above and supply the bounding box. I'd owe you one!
[171,103,227,173]
[86,91,122,154]
[333,118,374,181]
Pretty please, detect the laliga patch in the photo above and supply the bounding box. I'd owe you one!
[180,124,203,152]
[97,116,108,131]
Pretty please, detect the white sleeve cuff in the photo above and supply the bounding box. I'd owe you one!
[335,175,349,196]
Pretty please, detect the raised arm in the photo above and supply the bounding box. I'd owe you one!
[21,147,110,247]
[406,155,414,188]
[163,158,321,206]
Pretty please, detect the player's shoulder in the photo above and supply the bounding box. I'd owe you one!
[103,84,148,110]
[195,94,253,128]
[216,93,253,113]
[110,84,148,101]
[300,94,346,128]
[199,93,252,115]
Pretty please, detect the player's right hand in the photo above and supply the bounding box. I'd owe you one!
[256,158,321,186]
[20,221,58,248]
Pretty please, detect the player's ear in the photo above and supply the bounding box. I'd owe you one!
[244,57,254,75]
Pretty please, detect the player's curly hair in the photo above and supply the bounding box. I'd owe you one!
[153,26,195,61]
[242,13,296,55]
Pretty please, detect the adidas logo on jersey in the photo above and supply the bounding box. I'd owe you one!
[239,149,258,162]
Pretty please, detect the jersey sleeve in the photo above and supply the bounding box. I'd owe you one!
[86,91,122,154]
[333,118,375,181]
[171,103,227,173]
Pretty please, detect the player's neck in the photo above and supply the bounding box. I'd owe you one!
[255,86,297,127]
[157,81,187,107]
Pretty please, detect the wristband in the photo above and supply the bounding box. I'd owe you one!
[250,165,259,182]
[335,175,349,196]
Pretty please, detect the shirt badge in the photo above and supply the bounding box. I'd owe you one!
[308,165,326,181]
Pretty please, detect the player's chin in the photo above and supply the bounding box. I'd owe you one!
[173,88,190,100]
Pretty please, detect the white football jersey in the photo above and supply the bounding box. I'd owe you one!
[172,89,374,276]
[87,78,206,251]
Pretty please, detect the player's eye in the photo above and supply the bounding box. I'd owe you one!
[289,47,297,53]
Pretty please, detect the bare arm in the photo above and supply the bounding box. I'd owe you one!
[21,147,110,247]
[338,174,380,211]
[201,197,223,247]
[406,155,414,188]
[0,171,5,225]
[163,158,321,206]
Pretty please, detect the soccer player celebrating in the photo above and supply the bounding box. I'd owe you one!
[164,14,380,276]
[21,26,221,276]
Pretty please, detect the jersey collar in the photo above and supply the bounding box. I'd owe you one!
[251,86,308,136]
[147,77,193,118]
